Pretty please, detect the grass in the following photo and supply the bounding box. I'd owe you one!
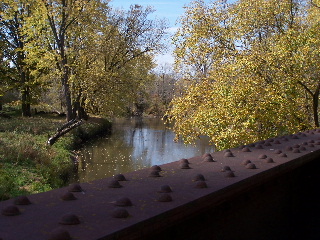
[0,107,111,201]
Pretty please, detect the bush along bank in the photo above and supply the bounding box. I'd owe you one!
[0,114,112,201]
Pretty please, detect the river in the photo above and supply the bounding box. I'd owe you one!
[77,117,215,182]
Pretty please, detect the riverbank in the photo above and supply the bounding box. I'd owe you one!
[0,111,111,201]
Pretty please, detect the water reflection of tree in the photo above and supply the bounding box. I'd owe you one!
[78,118,215,182]
[78,135,137,182]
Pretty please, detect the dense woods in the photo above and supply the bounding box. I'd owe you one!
[0,0,168,120]
[168,0,320,150]
[1,0,320,150]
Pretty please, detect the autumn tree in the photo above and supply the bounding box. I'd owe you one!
[146,63,181,116]
[168,0,320,150]
[173,0,234,81]
[23,1,167,121]
[27,0,106,121]
[0,0,38,116]
[73,4,167,117]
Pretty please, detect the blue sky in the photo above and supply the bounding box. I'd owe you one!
[109,1,190,29]
[109,1,235,65]
[109,0,193,64]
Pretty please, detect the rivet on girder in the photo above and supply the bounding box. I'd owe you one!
[195,180,208,188]
[274,140,281,144]
[149,170,162,177]
[111,208,129,218]
[202,153,212,158]
[221,166,232,172]
[115,197,132,207]
[224,152,234,157]
[203,155,215,162]
[224,171,235,178]
[242,159,251,165]
[274,149,282,154]
[292,148,301,153]
[180,158,190,164]
[68,183,83,192]
[286,146,293,151]
[259,154,267,159]
[108,179,123,188]
[61,192,77,201]
[113,174,127,181]
[48,228,71,240]
[180,162,191,169]
[299,146,307,151]
[151,165,162,172]
[157,193,173,202]
[193,174,206,181]
[59,214,80,225]
[265,157,275,163]
[279,153,287,157]
[246,163,257,169]
[1,205,20,216]
[157,185,173,193]
[242,147,251,152]
[264,142,272,146]
[14,196,31,205]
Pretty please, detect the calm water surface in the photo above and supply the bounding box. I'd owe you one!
[77,117,215,182]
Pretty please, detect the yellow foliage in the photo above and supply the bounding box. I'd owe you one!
[168,0,320,150]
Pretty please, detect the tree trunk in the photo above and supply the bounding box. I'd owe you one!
[73,92,88,120]
[62,79,74,121]
[73,101,88,120]
[47,119,84,145]
[17,38,31,117]
[0,96,3,111]
[61,57,74,121]
[21,86,31,117]
[313,93,319,127]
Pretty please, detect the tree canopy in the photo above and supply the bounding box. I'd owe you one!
[168,0,320,150]
[1,0,168,120]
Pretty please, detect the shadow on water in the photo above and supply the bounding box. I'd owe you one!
[77,117,215,182]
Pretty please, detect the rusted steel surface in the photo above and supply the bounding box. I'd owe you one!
[1,130,320,240]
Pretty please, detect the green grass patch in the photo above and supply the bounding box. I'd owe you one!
[0,112,111,201]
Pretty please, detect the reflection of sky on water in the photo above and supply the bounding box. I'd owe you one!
[78,118,215,183]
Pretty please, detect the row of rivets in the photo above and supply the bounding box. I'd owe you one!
[2,130,320,240]
[3,135,310,220]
